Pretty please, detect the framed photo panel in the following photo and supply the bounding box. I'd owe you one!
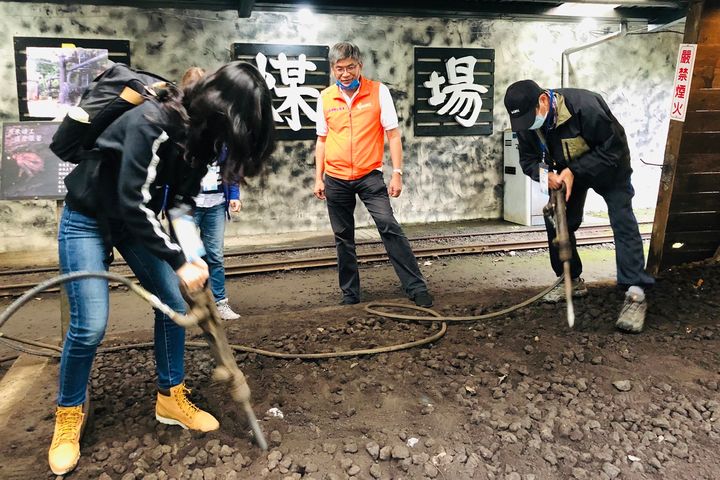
[14,37,131,121]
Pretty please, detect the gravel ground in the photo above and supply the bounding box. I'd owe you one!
[4,259,716,479]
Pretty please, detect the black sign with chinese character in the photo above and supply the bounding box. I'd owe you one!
[414,47,495,137]
[233,43,330,141]
[0,122,73,200]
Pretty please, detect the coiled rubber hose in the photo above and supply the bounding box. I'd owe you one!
[0,271,562,361]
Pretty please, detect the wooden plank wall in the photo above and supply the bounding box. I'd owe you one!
[649,0,720,272]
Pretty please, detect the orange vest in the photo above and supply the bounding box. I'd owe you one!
[321,78,385,181]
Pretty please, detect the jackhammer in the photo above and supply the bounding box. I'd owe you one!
[175,285,268,450]
[165,204,267,448]
[543,185,575,327]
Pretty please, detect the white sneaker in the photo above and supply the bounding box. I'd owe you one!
[215,299,241,320]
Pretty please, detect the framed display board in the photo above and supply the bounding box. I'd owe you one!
[14,37,131,121]
[0,121,74,200]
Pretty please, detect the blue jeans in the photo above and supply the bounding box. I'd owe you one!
[57,207,186,407]
[324,171,428,301]
[545,174,655,287]
[193,203,227,302]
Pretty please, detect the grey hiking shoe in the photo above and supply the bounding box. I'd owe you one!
[542,277,588,303]
[215,299,241,320]
[616,291,646,333]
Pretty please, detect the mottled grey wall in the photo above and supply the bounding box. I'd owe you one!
[0,3,681,256]
[566,30,680,212]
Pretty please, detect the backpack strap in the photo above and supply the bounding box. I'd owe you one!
[119,86,145,105]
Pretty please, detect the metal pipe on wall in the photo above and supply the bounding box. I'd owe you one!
[561,21,629,87]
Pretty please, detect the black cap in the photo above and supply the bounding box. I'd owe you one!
[504,80,544,131]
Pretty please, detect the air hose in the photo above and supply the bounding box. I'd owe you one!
[364,276,562,323]
[0,272,562,361]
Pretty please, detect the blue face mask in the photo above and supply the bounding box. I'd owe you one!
[336,79,360,91]
[529,111,547,130]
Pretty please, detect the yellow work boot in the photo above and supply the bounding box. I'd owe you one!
[48,405,84,475]
[155,383,219,432]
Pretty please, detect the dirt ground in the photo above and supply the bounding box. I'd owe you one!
[0,247,719,480]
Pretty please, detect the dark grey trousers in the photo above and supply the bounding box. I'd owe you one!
[545,174,655,287]
[324,171,428,301]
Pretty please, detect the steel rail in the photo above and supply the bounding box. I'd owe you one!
[0,232,649,297]
[0,222,652,277]
[222,234,626,275]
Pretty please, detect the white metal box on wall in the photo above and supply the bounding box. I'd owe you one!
[503,130,547,226]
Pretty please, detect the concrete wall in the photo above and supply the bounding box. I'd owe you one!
[0,3,682,260]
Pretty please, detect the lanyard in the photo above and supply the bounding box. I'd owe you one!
[535,89,554,169]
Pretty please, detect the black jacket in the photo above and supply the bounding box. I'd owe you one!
[517,88,632,190]
[63,101,204,271]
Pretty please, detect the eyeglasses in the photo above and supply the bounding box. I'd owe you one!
[333,64,359,74]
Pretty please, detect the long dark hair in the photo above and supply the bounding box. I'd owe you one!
[184,61,276,182]
[151,82,189,146]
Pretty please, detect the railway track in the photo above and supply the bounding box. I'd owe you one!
[0,224,651,297]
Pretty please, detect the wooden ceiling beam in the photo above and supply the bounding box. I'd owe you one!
[20,0,687,22]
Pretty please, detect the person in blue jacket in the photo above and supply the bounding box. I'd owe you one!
[193,143,243,320]
[181,67,243,320]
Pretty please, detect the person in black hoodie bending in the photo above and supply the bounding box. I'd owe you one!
[48,62,275,476]
[504,80,654,334]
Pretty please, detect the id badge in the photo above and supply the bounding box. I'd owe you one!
[201,165,220,192]
[539,162,549,195]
